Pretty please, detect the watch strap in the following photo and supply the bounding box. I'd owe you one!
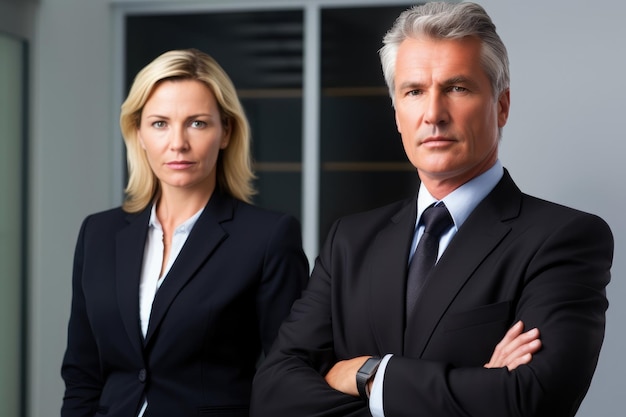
[356,357,381,400]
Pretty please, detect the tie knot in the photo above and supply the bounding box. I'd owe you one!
[421,203,453,237]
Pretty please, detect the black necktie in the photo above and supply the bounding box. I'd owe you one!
[406,203,453,317]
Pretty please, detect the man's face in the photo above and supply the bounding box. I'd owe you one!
[393,36,510,193]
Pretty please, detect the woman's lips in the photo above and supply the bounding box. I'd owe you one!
[166,161,194,169]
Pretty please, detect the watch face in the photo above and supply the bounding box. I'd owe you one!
[359,358,381,375]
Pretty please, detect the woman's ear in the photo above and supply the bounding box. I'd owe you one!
[137,130,146,150]
[220,118,231,149]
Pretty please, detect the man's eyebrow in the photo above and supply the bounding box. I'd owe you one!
[397,81,427,90]
[443,75,478,88]
[397,76,479,91]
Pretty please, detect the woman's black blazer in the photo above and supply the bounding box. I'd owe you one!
[61,191,309,417]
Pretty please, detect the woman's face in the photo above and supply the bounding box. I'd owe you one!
[137,79,230,196]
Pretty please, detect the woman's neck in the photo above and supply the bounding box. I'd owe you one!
[155,185,214,232]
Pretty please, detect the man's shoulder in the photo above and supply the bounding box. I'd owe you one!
[339,198,413,224]
[326,198,415,243]
[519,193,611,233]
[493,169,609,226]
[521,193,602,220]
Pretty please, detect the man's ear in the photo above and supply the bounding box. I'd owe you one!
[395,110,402,134]
[497,88,510,128]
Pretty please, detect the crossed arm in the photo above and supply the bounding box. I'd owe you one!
[325,320,541,397]
[252,209,611,417]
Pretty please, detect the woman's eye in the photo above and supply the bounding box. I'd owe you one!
[152,121,166,128]
[191,120,207,128]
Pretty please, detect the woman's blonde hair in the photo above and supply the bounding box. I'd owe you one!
[120,48,255,212]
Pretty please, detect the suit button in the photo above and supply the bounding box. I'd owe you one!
[138,369,147,383]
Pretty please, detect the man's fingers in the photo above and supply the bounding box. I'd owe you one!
[504,338,542,371]
[492,321,524,355]
[485,321,541,370]
[495,326,540,359]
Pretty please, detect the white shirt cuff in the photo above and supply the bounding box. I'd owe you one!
[368,354,392,417]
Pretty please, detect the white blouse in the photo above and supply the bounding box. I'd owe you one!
[137,204,204,416]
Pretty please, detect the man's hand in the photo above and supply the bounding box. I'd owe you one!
[324,321,540,396]
[324,356,371,396]
[484,320,542,371]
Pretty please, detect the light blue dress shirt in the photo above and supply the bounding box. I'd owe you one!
[369,161,504,416]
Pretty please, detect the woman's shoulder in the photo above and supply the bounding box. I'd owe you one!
[83,206,130,221]
[235,201,300,230]
[80,206,147,232]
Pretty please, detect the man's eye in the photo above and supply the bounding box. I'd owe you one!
[407,90,422,96]
[450,86,468,93]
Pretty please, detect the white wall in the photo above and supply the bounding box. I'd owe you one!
[18,0,626,415]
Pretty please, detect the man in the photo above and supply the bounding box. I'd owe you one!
[251,3,613,416]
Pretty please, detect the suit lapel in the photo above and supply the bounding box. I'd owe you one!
[116,207,151,357]
[144,192,233,346]
[404,170,522,356]
[369,199,417,355]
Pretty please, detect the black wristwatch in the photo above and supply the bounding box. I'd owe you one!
[356,357,382,400]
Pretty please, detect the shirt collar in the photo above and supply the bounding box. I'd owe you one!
[148,203,205,234]
[416,160,503,230]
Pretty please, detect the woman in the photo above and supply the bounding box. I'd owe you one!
[61,49,309,417]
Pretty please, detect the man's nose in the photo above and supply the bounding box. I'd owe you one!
[423,93,450,126]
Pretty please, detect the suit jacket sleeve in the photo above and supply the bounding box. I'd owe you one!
[252,218,371,417]
[61,215,103,417]
[256,213,310,354]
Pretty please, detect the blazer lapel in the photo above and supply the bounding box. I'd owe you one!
[369,198,417,355]
[116,207,151,357]
[144,192,233,346]
[404,170,522,356]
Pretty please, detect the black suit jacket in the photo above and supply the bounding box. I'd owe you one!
[61,191,309,417]
[251,170,613,417]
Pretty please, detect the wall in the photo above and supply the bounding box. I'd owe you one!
[478,2,626,416]
[28,0,115,415]
[13,0,626,415]
[0,31,27,417]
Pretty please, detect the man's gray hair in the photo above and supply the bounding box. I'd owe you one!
[379,2,510,106]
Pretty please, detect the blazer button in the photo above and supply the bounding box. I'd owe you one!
[138,369,147,383]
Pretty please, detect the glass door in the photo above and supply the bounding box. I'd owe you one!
[125,10,304,220]
[319,5,416,240]
[122,2,420,254]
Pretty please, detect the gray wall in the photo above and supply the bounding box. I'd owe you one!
[27,1,115,416]
[0,31,27,417]
[5,0,623,415]
[480,1,626,415]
